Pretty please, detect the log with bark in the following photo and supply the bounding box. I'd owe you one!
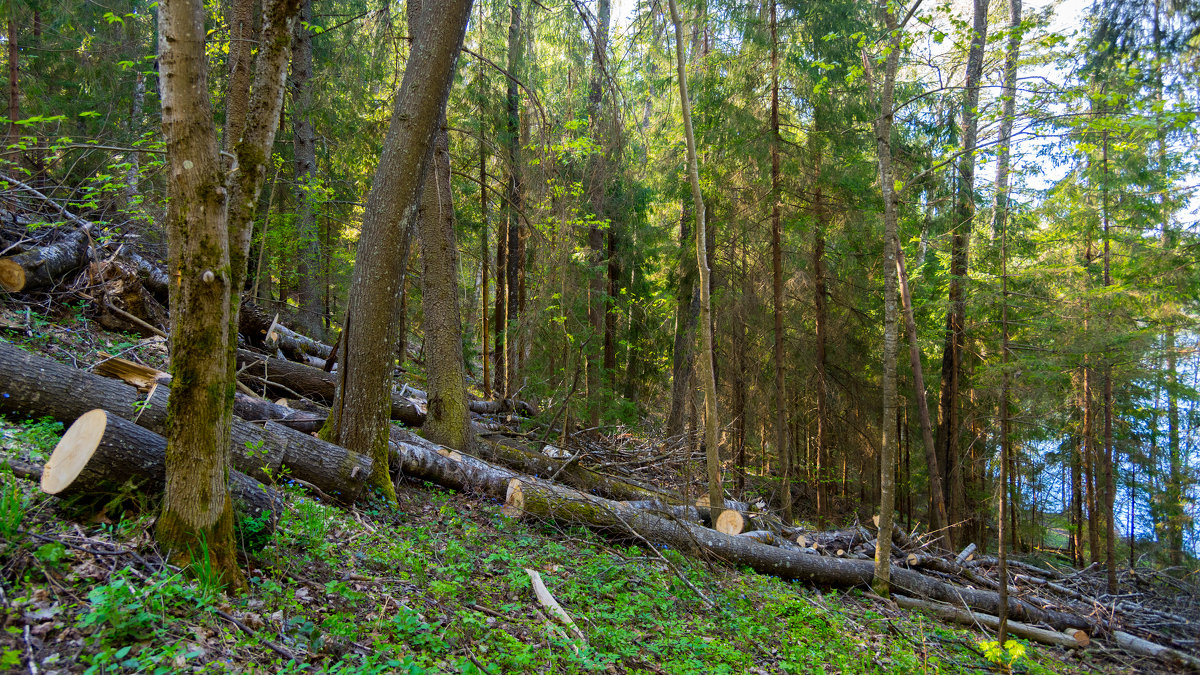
[472,438,673,504]
[0,226,91,293]
[502,475,1092,632]
[41,409,281,524]
[0,341,372,501]
[891,595,1089,648]
[239,300,332,363]
[235,349,428,425]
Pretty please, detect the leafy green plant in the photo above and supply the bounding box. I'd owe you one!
[979,638,1027,672]
[0,476,27,542]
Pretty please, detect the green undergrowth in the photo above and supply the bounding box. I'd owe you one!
[1,417,1105,675]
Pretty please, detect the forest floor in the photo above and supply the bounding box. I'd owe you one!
[0,311,1189,674]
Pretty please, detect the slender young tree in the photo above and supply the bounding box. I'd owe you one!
[585,0,612,429]
[322,0,474,502]
[668,0,723,522]
[870,0,908,596]
[769,0,791,524]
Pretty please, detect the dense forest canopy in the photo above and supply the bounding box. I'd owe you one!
[2,0,1199,584]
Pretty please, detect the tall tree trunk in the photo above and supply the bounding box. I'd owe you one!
[157,0,299,591]
[813,193,830,521]
[480,129,491,398]
[322,0,473,503]
[290,0,325,337]
[668,0,723,523]
[223,0,254,157]
[585,0,612,428]
[871,0,903,596]
[494,198,508,394]
[501,0,524,398]
[769,0,791,524]
[667,202,700,439]
[1071,430,1084,567]
[1084,364,1100,563]
[1101,131,1117,594]
[995,3,1021,642]
[157,0,242,588]
[734,225,748,499]
[418,116,471,450]
[936,0,989,546]
[896,242,950,550]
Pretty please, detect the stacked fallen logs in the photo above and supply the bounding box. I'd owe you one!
[4,340,1199,667]
[0,341,372,502]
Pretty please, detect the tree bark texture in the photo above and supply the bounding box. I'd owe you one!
[769,0,790,524]
[0,341,372,500]
[43,410,282,529]
[417,107,472,449]
[157,0,244,585]
[0,226,90,293]
[323,0,473,502]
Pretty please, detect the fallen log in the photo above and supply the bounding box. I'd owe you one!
[471,438,673,504]
[1113,631,1200,669]
[42,409,281,525]
[235,349,427,425]
[620,500,702,523]
[0,341,372,501]
[138,385,370,502]
[891,595,1088,648]
[239,300,331,363]
[502,476,1092,632]
[0,226,90,292]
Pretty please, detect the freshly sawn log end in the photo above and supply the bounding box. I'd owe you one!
[42,409,109,494]
[715,509,745,535]
[0,259,27,292]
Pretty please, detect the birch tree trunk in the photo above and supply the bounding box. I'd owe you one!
[668,0,723,523]
[322,0,473,502]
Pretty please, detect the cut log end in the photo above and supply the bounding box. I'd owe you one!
[503,478,525,517]
[0,259,26,292]
[715,509,745,535]
[41,409,109,495]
